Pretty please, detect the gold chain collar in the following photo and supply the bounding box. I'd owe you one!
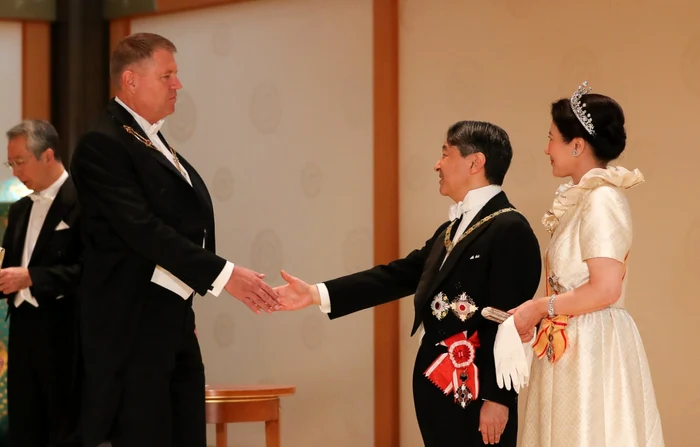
[443,207,519,255]
[122,124,185,176]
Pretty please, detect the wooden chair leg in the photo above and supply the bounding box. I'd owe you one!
[216,423,227,447]
[265,419,280,447]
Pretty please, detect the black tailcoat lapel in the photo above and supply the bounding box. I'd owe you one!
[8,199,31,267]
[106,99,191,185]
[30,178,77,264]
[156,131,214,216]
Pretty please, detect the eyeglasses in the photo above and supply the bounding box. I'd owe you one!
[4,159,28,169]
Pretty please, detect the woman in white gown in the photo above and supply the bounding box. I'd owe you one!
[511,82,664,446]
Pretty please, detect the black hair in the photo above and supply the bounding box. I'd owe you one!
[446,120,512,185]
[551,93,626,162]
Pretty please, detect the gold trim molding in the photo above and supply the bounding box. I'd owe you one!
[0,0,55,21]
[103,0,155,20]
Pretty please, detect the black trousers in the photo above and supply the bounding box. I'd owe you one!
[412,339,517,447]
[8,298,81,447]
[99,298,206,447]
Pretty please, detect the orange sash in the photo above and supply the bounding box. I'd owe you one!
[532,314,569,362]
[532,253,570,362]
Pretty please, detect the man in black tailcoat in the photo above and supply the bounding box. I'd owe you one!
[70,33,280,447]
[275,121,541,446]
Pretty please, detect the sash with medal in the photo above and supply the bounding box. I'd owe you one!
[424,331,481,409]
[422,207,522,408]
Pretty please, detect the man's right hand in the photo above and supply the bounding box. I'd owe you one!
[479,400,509,445]
[224,266,280,314]
[274,270,320,311]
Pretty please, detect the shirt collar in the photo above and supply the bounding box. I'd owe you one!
[115,96,164,137]
[449,184,502,221]
[31,169,68,201]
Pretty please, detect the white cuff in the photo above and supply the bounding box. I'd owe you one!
[151,265,193,299]
[316,283,331,313]
[209,261,235,297]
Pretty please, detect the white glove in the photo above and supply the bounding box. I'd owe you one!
[493,315,534,393]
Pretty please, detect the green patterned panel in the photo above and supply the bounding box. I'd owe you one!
[103,0,156,19]
[0,178,32,446]
[0,0,55,21]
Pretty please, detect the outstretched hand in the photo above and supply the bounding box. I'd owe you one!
[274,270,320,311]
[224,266,280,314]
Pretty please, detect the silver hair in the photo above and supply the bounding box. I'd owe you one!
[6,119,60,160]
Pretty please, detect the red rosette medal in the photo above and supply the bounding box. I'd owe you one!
[423,331,480,409]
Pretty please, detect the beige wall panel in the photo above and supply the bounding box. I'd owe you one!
[0,22,23,184]
[399,1,698,445]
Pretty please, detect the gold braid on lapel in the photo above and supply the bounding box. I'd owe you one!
[443,208,520,255]
[121,124,185,175]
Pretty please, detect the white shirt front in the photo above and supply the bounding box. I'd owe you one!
[115,97,233,298]
[316,184,502,315]
[441,184,502,267]
[15,170,69,308]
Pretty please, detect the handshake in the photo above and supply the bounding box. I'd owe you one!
[222,267,318,314]
[224,266,536,396]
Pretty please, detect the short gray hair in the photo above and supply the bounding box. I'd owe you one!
[6,120,61,161]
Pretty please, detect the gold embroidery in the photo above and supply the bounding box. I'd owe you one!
[122,125,185,176]
[443,208,520,255]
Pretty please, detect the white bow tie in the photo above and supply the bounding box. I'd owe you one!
[29,193,51,203]
[146,120,165,137]
[449,201,470,221]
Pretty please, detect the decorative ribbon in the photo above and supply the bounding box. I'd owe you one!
[533,252,629,363]
[532,315,569,362]
[532,251,571,363]
[424,331,480,408]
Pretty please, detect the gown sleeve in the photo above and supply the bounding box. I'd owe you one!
[579,185,632,263]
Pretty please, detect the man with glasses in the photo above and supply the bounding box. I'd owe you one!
[1,120,82,446]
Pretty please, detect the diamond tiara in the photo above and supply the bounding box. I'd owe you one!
[570,81,595,136]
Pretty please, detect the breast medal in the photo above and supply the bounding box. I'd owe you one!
[450,293,478,322]
[431,292,450,320]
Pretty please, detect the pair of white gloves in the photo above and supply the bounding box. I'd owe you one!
[493,316,536,393]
